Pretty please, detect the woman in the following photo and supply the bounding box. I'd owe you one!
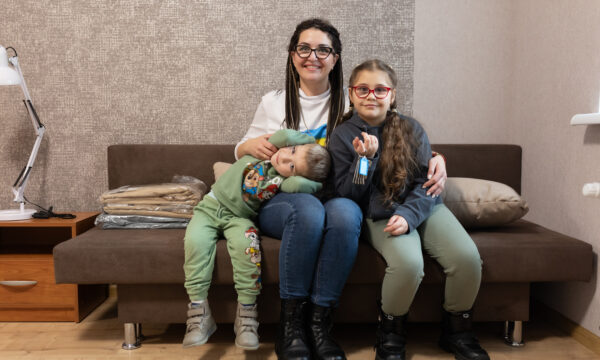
[236,19,446,360]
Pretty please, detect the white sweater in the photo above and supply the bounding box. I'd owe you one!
[235,88,350,159]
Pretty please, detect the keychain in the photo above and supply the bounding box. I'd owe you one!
[353,141,370,185]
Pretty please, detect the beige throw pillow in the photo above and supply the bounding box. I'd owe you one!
[441,177,529,228]
[213,162,232,182]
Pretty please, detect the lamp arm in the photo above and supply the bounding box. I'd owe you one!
[6,54,46,205]
[12,126,45,204]
[8,55,44,130]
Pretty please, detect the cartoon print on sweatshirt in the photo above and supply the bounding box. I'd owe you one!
[244,227,262,290]
[258,183,279,200]
[242,163,264,201]
[242,161,282,202]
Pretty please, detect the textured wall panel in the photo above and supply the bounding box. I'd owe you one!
[0,0,414,211]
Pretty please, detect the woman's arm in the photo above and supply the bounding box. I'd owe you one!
[423,154,447,196]
[235,95,279,160]
[236,134,278,160]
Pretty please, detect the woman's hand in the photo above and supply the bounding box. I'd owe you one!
[423,155,447,197]
[383,215,409,236]
[238,134,277,160]
[352,132,378,158]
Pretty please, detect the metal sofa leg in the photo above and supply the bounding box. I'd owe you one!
[122,323,141,350]
[504,320,525,347]
[136,323,145,341]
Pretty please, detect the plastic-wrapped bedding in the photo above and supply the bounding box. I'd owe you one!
[97,175,206,223]
[95,212,190,229]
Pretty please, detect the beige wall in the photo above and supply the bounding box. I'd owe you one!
[414,0,514,143]
[415,0,600,337]
[511,0,600,338]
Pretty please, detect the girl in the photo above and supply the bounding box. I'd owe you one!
[236,19,447,360]
[329,60,489,360]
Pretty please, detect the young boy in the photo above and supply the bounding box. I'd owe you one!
[182,129,330,350]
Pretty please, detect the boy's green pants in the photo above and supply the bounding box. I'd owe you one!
[184,196,262,305]
[365,204,482,316]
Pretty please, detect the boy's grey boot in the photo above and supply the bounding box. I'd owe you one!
[182,301,217,348]
[234,303,260,350]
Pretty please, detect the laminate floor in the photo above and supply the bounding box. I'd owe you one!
[0,296,598,360]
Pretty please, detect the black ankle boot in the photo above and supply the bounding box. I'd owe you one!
[439,309,490,360]
[275,298,311,360]
[375,310,407,360]
[306,303,346,360]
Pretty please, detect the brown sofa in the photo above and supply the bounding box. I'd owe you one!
[53,144,594,349]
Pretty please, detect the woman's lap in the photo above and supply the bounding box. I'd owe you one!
[258,193,361,303]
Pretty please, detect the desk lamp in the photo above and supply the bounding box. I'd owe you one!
[0,45,45,221]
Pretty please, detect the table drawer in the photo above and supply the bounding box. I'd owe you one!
[0,255,76,307]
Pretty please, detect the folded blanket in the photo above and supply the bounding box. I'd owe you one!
[101,198,199,206]
[103,203,195,213]
[100,183,203,202]
[102,204,194,214]
[99,176,206,219]
[103,209,193,219]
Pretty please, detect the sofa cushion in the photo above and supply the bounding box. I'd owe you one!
[442,177,529,228]
[53,219,593,285]
[213,162,232,181]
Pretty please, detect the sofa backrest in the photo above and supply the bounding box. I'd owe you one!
[107,144,522,193]
[434,144,522,193]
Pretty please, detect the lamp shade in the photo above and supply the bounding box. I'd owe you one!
[0,46,21,85]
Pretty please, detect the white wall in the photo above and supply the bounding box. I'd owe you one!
[415,0,600,337]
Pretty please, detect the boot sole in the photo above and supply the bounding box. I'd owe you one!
[375,354,405,360]
[235,339,259,350]
[439,341,479,360]
[182,322,217,348]
[233,325,259,350]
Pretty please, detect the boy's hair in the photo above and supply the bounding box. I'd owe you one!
[298,144,331,182]
[285,18,344,145]
[335,59,420,203]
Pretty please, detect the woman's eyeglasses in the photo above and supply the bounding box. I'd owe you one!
[351,86,392,99]
[295,45,333,59]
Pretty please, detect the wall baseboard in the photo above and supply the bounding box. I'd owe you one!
[533,300,600,356]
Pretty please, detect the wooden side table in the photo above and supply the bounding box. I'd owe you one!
[0,212,107,322]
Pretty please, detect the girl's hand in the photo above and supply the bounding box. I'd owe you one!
[352,132,378,158]
[423,155,447,197]
[383,215,409,236]
[240,134,277,160]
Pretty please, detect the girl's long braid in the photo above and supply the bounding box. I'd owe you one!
[380,107,419,203]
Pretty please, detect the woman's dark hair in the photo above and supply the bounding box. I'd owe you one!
[337,59,420,203]
[285,18,344,144]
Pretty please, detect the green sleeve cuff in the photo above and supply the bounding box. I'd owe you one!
[280,176,323,193]
[268,129,316,148]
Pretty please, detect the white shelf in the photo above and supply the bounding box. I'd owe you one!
[570,113,600,125]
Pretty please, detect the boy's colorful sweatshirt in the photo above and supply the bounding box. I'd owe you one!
[212,129,322,219]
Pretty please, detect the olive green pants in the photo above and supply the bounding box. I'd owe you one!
[184,195,262,305]
[365,204,482,316]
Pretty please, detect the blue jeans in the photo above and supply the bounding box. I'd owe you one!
[258,193,362,307]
